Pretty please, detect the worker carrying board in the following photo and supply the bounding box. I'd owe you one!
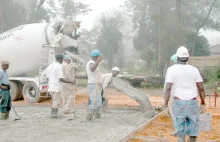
[0,60,11,120]
[86,49,102,121]
[47,54,75,118]
[100,67,120,111]
[164,46,206,142]
[61,55,75,114]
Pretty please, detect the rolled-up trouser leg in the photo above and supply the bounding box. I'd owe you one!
[186,100,200,137]
[172,99,187,137]
[61,86,74,113]
[50,92,61,108]
[172,99,200,138]
[0,89,11,113]
[88,83,102,111]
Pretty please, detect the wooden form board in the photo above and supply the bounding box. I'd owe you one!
[119,112,164,142]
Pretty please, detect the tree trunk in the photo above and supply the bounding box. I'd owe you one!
[191,0,217,55]
[0,1,5,33]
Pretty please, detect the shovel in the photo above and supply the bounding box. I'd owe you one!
[11,103,20,121]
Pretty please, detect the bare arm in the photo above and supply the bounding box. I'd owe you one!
[89,56,102,72]
[59,78,75,84]
[164,83,173,106]
[196,82,206,105]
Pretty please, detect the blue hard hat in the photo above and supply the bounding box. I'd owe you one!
[91,49,101,57]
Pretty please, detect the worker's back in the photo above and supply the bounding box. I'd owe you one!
[166,64,203,100]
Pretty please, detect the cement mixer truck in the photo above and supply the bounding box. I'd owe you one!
[0,21,81,103]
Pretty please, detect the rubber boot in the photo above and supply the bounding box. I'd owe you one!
[189,136,197,142]
[5,111,9,120]
[0,112,7,120]
[94,107,101,119]
[51,108,58,118]
[102,100,108,113]
[85,109,93,121]
[177,136,186,142]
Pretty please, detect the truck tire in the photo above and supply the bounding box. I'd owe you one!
[22,81,40,103]
[10,81,20,101]
[17,82,24,100]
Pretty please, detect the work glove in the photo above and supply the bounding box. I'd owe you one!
[200,104,206,114]
[163,105,171,117]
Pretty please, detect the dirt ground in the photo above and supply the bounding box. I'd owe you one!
[2,87,220,142]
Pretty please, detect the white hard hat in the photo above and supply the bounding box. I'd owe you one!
[176,46,189,58]
[112,67,120,72]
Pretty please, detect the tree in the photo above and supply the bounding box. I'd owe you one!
[79,27,100,54]
[186,33,210,56]
[0,0,27,33]
[96,12,124,69]
[125,0,220,73]
[60,0,91,20]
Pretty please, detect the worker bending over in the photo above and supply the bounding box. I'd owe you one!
[163,54,178,117]
[86,49,102,121]
[164,46,206,142]
[101,67,120,111]
[47,54,75,118]
[61,55,75,114]
[0,61,11,120]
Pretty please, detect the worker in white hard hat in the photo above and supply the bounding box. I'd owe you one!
[101,67,120,112]
[86,49,102,121]
[164,46,206,142]
[61,55,76,114]
[0,60,11,120]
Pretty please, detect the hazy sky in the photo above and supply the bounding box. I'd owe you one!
[77,0,125,29]
[76,0,220,45]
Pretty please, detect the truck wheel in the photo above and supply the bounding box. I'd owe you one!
[10,81,20,101]
[17,82,24,100]
[22,82,40,103]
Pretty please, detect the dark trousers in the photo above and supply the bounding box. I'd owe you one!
[0,89,11,113]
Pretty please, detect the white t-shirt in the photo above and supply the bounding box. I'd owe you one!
[86,60,101,84]
[166,64,203,100]
[101,73,113,89]
[47,62,64,92]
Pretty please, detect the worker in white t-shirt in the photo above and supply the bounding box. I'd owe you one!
[101,67,120,111]
[47,54,75,118]
[86,50,102,121]
[164,46,206,142]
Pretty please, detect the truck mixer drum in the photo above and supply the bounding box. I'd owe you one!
[22,82,41,103]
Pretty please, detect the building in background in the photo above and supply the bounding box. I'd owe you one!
[210,44,220,56]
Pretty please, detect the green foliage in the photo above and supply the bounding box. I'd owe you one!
[203,67,220,83]
[186,33,210,56]
[96,12,124,69]
[60,0,92,20]
[125,0,220,72]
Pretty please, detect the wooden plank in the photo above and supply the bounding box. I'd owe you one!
[119,112,164,142]
[132,135,169,142]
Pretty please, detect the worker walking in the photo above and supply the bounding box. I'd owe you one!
[164,46,206,142]
[86,49,102,121]
[61,55,75,114]
[163,54,178,117]
[47,54,75,118]
[0,61,11,120]
[101,67,120,111]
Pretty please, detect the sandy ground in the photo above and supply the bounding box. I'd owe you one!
[131,114,220,141]
[1,87,220,142]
